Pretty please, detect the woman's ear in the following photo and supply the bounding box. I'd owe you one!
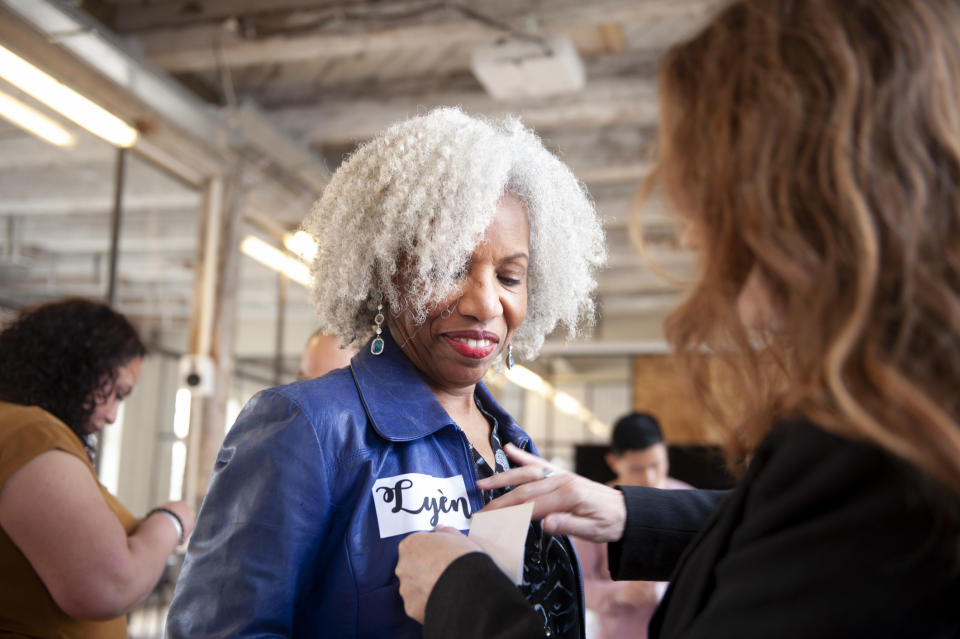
[604,452,620,475]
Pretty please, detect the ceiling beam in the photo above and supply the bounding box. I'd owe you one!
[0,2,226,183]
[270,76,656,146]
[0,126,116,170]
[126,0,716,72]
[1,0,333,215]
[114,0,437,32]
[544,123,656,187]
[0,193,200,216]
[538,338,670,356]
[244,47,659,108]
[599,292,683,316]
[227,99,331,193]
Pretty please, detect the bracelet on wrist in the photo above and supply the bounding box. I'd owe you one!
[147,507,185,545]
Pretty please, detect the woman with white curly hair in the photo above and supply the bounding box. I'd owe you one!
[165,107,605,638]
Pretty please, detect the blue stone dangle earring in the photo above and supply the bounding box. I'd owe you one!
[371,293,385,356]
[506,344,514,369]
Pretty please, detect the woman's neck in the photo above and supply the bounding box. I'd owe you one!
[429,383,478,425]
[430,384,496,467]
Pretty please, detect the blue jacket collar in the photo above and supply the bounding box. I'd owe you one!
[350,327,528,446]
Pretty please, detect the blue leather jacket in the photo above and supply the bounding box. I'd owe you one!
[166,329,583,638]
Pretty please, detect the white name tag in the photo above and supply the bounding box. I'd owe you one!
[371,472,473,538]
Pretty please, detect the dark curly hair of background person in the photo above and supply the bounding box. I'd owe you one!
[0,298,146,455]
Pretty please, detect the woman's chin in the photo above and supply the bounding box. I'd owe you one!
[437,362,494,390]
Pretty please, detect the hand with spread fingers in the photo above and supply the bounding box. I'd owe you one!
[476,443,628,543]
[396,526,482,623]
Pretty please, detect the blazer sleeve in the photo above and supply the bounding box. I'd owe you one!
[424,553,546,639]
[422,488,727,639]
[652,420,960,639]
[608,487,728,582]
[165,390,331,638]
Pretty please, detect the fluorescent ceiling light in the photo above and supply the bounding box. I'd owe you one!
[553,391,583,417]
[0,43,137,148]
[241,235,312,287]
[169,441,186,501]
[499,364,610,433]
[588,418,610,438]
[283,230,318,262]
[172,387,192,439]
[504,365,546,392]
[0,88,74,147]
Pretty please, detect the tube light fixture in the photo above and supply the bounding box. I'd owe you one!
[588,418,610,438]
[169,440,186,501]
[504,365,546,392]
[553,391,582,417]
[497,364,610,436]
[241,235,311,287]
[283,230,318,262]
[172,387,192,439]
[0,88,74,147]
[0,43,138,148]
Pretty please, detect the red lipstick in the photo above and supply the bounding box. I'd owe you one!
[442,331,499,359]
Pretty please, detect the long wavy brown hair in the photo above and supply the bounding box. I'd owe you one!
[650,0,960,495]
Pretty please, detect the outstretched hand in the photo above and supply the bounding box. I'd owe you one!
[476,443,627,543]
[396,526,482,623]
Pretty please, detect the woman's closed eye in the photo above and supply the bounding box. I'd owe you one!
[498,272,525,287]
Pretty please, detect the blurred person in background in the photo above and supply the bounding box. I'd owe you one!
[0,298,195,638]
[297,329,356,380]
[395,1,960,637]
[603,412,688,492]
[577,412,691,639]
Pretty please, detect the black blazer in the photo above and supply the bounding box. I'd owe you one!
[424,419,960,639]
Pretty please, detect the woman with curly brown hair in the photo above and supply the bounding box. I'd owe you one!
[0,298,195,638]
[395,1,960,637]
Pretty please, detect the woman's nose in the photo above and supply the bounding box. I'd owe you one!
[645,468,660,487]
[456,271,502,321]
[104,401,120,424]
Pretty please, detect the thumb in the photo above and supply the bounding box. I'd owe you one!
[433,525,466,536]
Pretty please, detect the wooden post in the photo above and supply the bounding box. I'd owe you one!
[183,165,243,507]
[274,272,288,385]
[105,147,126,308]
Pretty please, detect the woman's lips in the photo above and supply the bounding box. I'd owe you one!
[443,331,499,359]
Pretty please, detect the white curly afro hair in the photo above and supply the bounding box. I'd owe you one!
[303,107,606,359]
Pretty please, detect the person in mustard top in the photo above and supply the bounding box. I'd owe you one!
[0,298,196,638]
